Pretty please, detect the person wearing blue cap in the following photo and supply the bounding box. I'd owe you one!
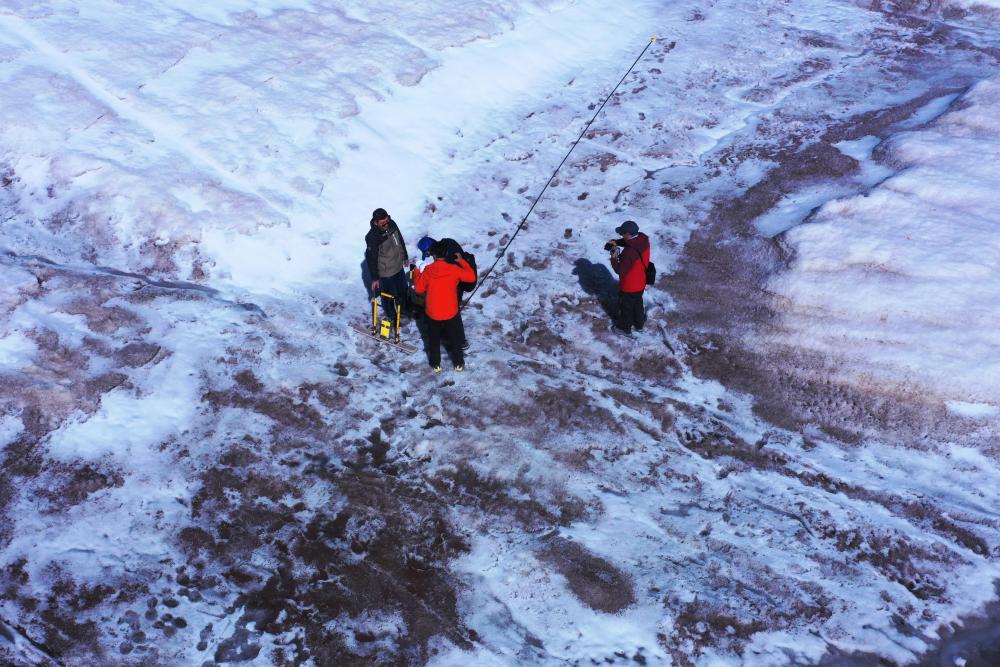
[607,220,651,335]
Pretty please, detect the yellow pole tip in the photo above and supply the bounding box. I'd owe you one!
[651,36,658,41]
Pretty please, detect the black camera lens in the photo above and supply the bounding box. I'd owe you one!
[604,242,615,251]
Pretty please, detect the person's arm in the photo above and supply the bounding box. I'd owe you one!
[365,232,380,291]
[413,266,427,295]
[455,256,476,283]
[609,244,622,273]
[613,246,637,277]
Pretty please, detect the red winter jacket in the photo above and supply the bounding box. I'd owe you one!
[611,232,650,293]
[413,257,476,321]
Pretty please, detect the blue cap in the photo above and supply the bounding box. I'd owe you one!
[417,236,436,258]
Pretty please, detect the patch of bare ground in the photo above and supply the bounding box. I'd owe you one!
[174,456,478,665]
[443,377,625,440]
[428,462,592,532]
[511,318,568,355]
[833,526,954,601]
[537,536,635,613]
[602,386,677,441]
[201,370,326,434]
[165,407,596,665]
[0,559,149,665]
[660,563,832,665]
[35,462,125,511]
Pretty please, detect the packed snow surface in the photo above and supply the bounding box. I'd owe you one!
[765,77,1000,405]
[1,1,999,666]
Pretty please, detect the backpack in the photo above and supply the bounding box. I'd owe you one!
[633,247,655,286]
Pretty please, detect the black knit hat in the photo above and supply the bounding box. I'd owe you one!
[429,240,447,258]
[615,220,639,235]
[371,207,389,222]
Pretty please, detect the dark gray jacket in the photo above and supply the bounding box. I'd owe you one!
[364,218,408,279]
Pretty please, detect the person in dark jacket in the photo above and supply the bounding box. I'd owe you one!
[608,220,650,334]
[413,241,475,372]
[364,208,410,323]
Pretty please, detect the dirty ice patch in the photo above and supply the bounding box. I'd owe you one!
[754,134,893,238]
[945,0,1000,14]
[45,347,199,461]
[5,483,178,581]
[946,401,1000,419]
[444,531,667,665]
[0,330,36,369]
[763,77,1000,403]
[0,414,22,449]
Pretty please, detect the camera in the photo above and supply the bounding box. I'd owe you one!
[604,241,616,252]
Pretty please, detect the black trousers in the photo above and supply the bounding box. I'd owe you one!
[378,270,408,322]
[427,316,465,368]
[616,291,646,332]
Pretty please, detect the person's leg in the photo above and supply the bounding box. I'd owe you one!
[615,292,631,333]
[454,311,467,349]
[444,316,464,367]
[380,270,406,322]
[427,319,443,368]
[626,293,642,331]
[378,281,397,324]
[621,292,639,331]
[394,269,410,316]
[634,292,646,331]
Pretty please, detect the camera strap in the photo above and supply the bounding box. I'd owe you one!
[628,245,647,270]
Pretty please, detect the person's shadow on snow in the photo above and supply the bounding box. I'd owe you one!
[573,258,617,317]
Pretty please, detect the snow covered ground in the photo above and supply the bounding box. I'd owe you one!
[1,1,999,665]
[764,77,1000,410]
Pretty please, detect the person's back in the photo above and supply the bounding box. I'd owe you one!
[413,236,476,348]
[613,232,650,293]
[414,256,473,321]
[413,243,475,371]
[438,238,478,297]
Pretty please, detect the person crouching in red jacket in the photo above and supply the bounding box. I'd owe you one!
[413,241,476,372]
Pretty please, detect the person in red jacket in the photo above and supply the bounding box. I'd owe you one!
[413,241,476,372]
[608,220,650,334]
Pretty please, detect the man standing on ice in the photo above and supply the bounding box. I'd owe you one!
[364,208,410,323]
[413,241,475,372]
[608,220,651,335]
